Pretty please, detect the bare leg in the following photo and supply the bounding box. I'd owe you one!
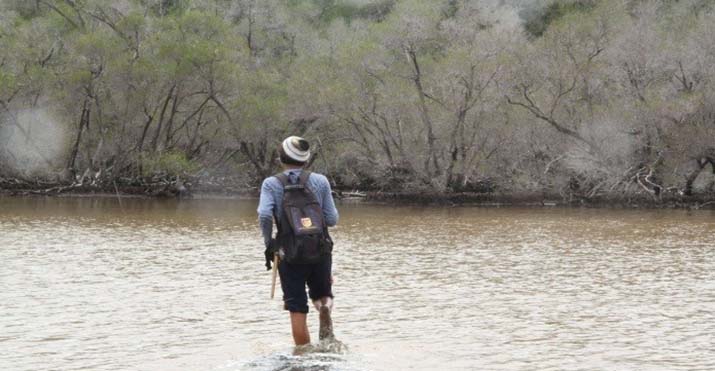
[290,312,310,345]
[313,297,334,341]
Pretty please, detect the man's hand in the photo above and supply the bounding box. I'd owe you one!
[264,248,273,270]
[264,239,277,270]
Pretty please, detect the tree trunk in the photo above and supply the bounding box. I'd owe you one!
[68,100,90,176]
[152,86,177,153]
[683,158,707,196]
[405,47,440,178]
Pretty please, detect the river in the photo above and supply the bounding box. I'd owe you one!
[1,196,714,371]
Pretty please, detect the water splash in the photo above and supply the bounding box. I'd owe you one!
[296,339,349,356]
[239,342,352,371]
[225,338,351,371]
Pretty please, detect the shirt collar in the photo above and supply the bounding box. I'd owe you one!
[283,168,303,184]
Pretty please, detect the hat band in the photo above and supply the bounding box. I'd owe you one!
[283,137,310,162]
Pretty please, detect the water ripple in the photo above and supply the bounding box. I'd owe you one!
[1,199,714,371]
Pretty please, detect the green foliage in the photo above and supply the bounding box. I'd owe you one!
[117,11,147,35]
[1,0,715,199]
[141,151,199,177]
[238,69,289,131]
[287,0,395,24]
[146,0,190,17]
[521,0,597,37]
[0,70,17,96]
[1,0,42,20]
[325,0,395,23]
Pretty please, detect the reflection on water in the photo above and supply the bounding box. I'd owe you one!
[1,196,714,371]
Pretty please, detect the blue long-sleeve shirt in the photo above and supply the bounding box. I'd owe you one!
[257,169,339,248]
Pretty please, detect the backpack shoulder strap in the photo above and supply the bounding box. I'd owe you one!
[298,171,312,186]
[273,173,289,187]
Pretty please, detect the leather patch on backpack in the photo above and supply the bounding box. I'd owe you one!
[301,217,313,228]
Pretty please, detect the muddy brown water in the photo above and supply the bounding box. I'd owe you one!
[1,196,714,371]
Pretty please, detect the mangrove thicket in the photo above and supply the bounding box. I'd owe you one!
[1,0,715,201]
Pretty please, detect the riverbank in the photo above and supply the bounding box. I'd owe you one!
[2,180,714,210]
[362,191,715,209]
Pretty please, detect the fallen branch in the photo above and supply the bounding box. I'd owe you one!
[332,190,367,199]
[693,201,715,210]
[26,182,83,195]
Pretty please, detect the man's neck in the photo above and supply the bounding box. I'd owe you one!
[282,165,303,172]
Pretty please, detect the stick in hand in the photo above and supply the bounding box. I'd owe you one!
[270,254,279,299]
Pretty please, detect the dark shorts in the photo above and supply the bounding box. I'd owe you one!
[278,255,333,313]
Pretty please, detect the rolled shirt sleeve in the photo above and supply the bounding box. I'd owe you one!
[257,178,276,248]
[257,178,276,219]
[319,175,339,227]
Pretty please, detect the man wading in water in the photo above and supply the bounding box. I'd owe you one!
[257,136,339,346]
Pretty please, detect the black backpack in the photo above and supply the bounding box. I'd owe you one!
[274,171,333,264]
